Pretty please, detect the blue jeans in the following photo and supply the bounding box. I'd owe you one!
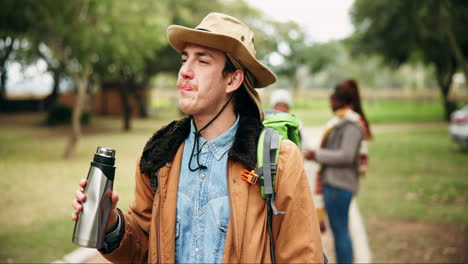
[323,184,353,264]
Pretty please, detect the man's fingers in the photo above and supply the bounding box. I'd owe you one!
[72,199,83,211]
[79,179,87,188]
[75,189,86,202]
[71,211,79,221]
[72,179,88,222]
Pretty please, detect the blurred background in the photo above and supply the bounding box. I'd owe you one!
[0,0,467,263]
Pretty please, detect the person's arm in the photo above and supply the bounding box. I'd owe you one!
[273,140,324,263]
[100,155,154,263]
[315,123,362,165]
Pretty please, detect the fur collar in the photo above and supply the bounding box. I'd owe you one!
[140,114,263,176]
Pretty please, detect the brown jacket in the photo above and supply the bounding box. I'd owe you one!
[102,115,324,263]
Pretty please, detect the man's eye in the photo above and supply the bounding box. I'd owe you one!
[199,60,208,64]
[181,59,187,64]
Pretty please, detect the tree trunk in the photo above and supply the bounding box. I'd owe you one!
[132,86,148,118]
[440,2,468,89]
[64,68,90,158]
[119,83,132,131]
[435,65,456,121]
[0,68,6,100]
[0,69,6,111]
[45,68,61,109]
[446,29,468,88]
[0,37,15,111]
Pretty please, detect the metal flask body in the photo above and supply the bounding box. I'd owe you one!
[72,146,116,248]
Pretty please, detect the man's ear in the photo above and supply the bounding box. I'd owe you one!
[226,69,244,94]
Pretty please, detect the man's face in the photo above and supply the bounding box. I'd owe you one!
[176,43,230,118]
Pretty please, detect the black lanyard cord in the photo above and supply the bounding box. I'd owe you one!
[188,92,236,172]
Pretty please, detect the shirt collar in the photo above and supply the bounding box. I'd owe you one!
[188,115,240,161]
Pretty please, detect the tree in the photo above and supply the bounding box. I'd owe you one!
[349,0,468,120]
[2,0,328,157]
[87,0,170,131]
[14,0,169,157]
[0,1,33,110]
[12,41,67,108]
[0,36,15,103]
[99,0,279,128]
[255,19,338,93]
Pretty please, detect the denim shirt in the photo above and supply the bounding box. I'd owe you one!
[176,116,239,264]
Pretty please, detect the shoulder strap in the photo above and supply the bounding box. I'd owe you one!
[257,127,285,264]
[256,129,280,197]
[262,128,277,196]
[260,128,285,215]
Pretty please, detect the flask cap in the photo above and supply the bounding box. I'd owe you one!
[96,146,116,158]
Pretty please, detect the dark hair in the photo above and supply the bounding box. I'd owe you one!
[334,79,372,139]
[223,55,237,75]
[223,55,260,119]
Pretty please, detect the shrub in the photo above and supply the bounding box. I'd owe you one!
[44,104,91,126]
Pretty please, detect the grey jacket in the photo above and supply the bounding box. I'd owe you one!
[316,120,363,194]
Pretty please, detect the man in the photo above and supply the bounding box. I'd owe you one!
[72,12,324,263]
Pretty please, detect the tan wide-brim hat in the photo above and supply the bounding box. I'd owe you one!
[167,12,277,119]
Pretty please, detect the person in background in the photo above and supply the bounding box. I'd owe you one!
[72,12,324,263]
[270,89,328,231]
[270,89,293,113]
[305,78,372,264]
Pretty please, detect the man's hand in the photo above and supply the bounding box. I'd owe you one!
[71,178,120,233]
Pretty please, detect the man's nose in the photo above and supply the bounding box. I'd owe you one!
[179,61,194,80]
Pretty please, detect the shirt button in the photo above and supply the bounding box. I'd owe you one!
[198,210,203,216]
[195,247,199,252]
[203,144,209,150]
[200,174,205,179]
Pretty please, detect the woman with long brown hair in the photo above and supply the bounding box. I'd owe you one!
[305,78,371,263]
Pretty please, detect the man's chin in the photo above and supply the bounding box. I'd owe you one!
[178,104,194,116]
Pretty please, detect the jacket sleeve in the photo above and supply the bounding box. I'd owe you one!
[273,140,324,263]
[315,123,362,165]
[101,155,154,263]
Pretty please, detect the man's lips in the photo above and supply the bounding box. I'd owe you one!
[179,84,193,92]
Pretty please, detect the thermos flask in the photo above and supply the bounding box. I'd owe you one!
[72,146,116,248]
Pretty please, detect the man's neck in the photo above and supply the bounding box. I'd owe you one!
[193,107,237,141]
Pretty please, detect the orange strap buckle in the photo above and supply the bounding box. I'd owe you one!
[241,169,259,184]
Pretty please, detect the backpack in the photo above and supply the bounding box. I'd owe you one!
[242,110,297,263]
[241,110,327,264]
[244,109,301,199]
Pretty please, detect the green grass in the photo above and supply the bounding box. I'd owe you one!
[155,96,446,126]
[292,99,445,126]
[0,112,180,263]
[0,97,465,262]
[358,128,468,226]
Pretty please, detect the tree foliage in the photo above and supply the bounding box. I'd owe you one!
[349,0,468,119]
[1,0,338,157]
[2,0,171,157]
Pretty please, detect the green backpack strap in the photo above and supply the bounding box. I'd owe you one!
[254,127,285,264]
[256,127,286,215]
[252,112,328,264]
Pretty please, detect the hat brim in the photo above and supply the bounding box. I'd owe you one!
[167,25,276,88]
